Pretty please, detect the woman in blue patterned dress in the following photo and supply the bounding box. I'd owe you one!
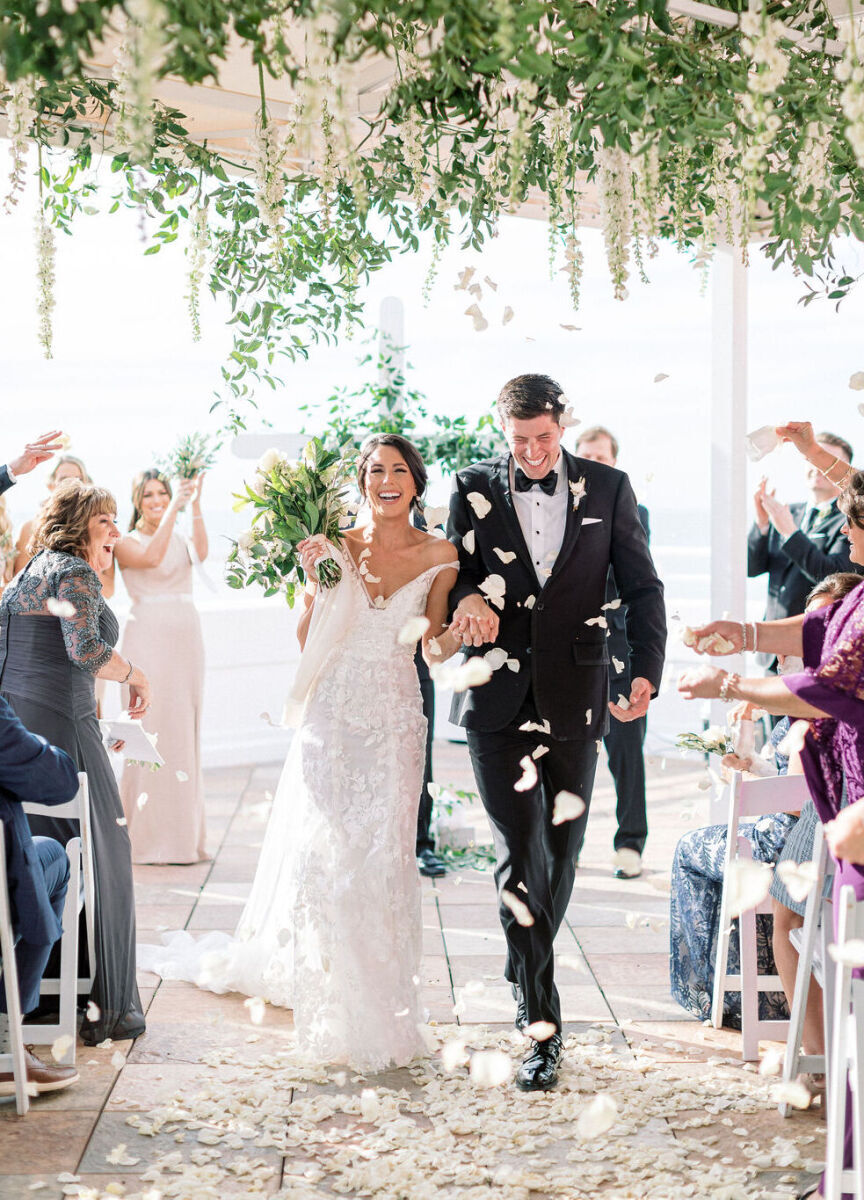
[0,480,152,1043]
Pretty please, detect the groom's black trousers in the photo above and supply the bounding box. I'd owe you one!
[465,699,598,1033]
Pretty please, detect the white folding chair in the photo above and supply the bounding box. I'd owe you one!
[712,772,811,1061]
[824,884,864,1200]
[779,820,835,1116]
[0,821,31,1115]
[20,773,94,1065]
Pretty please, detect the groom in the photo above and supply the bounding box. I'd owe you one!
[447,375,666,1091]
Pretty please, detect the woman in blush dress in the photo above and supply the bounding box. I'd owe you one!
[140,434,462,1072]
[0,480,151,1043]
[114,469,208,865]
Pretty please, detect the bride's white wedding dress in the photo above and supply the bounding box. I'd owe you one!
[139,545,456,1072]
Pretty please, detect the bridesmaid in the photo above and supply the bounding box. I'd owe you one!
[0,479,151,1043]
[114,469,208,864]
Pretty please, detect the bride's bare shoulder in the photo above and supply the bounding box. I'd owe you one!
[419,531,458,568]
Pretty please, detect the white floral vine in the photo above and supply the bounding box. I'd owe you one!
[596,144,632,301]
[186,199,208,342]
[35,204,56,358]
[837,26,864,171]
[113,0,169,166]
[253,119,288,250]
[4,75,37,210]
[738,10,788,226]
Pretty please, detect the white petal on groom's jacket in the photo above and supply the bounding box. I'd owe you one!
[446,448,666,740]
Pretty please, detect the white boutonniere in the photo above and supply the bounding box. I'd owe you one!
[569,477,587,510]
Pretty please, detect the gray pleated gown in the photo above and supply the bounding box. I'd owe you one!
[0,549,144,1043]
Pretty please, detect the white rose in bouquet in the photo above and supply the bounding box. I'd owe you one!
[257,447,282,474]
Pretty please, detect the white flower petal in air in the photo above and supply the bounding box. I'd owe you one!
[601,598,622,611]
[525,1020,557,1041]
[466,492,491,520]
[51,1035,74,1062]
[360,1088,380,1121]
[479,574,506,609]
[176,770,189,782]
[455,266,475,290]
[585,709,592,725]
[46,598,76,619]
[775,859,820,904]
[519,718,551,734]
[430,658,493,692]
[85,1001,101,1022]
[577,1094,618,1138]
[759,1046,784,1076]
[484,275,498,291]
[850,371,864,391]
[115,816,127,826]
[424,506,449,530]
[501,889,535,926]
[484,647,509,671]
[244,996,266,1025]
[828,939,864,967]
[552,790,586,825]
[256,448,281,474]
[502,306,514,325]
[859,402,864,418]
[727,858,773,918]
[468,282,482,299]
[398,616,431,646]
[560,323,580,331]
[470,1049,512,1087]
[531,745,549,760]
[513,756,538,792]
[770,1080,812,1109]
[612,656,625,673]
[505,658,520,672]
[465,303,488,332]
[654,372,670,383]
[585,616,608,628]
[111,1050,126,1070]
[524,594,536,609]
[365,572,382,584]
[137,792,148,810]
[494,547,517,564]
[441,1038,469,1072]
[427,637,442,657]
[616,694,631,711]
[463,529,476,554]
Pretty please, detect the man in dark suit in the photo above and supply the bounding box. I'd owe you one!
[414,645,445,877]
[575,426,650,880]
[447,375,666,1091]
[0,694,80,1095]
[748,430,861,668]
[1,430,65,497]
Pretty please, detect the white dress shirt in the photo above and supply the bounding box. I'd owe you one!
[510,453,568,586]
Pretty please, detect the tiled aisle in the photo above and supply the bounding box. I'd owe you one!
[0,747,826,1198]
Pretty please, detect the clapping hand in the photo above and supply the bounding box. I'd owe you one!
[754,477,773,533]
[8,430,65,477]
[609,676,653,722]
[762,492,797,539]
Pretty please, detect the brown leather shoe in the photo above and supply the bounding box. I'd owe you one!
[0,1046,79,1096]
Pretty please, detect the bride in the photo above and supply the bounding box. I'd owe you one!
[140,434,460,1071]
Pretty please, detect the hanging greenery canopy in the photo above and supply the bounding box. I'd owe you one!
[1,0,862,425]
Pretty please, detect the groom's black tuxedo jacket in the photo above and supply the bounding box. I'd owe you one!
[446,450,666,740]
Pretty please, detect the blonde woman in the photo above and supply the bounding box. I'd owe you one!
[0,479,150,1043]
[114,469,208,864]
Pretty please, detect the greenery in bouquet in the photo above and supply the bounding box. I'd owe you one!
[676,727,732,757]
[226,437,356,606]
[156,432,221,480]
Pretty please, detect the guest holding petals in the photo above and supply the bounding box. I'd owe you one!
[0,479,150,1044]
[114,470,208,864]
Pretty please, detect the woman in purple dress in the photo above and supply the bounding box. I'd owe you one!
[679,434,864,1199]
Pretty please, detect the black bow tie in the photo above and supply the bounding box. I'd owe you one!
[514,467,557,496]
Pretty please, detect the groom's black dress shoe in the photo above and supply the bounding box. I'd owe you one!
[515,1033,563,1092]
[417,849,447,878]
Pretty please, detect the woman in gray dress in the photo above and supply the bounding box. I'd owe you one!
[0,480,152,1043]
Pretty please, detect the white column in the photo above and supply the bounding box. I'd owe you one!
[709,246,748,820]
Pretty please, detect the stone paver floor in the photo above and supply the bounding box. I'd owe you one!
[0,744,826,1198]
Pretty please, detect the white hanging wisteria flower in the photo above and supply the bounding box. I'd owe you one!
[631,140,660,283]
[253,119,288,250]
[837,28,864,172]
[596,144,632,301]
[185,199,208,342]
[4,75,37,211]
[795,121,829,205]
[738,10,788,216]
[113,0,169,166]
[399,110,426,211]
[35,205,56,359]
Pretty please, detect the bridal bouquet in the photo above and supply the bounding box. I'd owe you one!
[157,432,220,479]
[675,726,732,757]
[226,437,356,606]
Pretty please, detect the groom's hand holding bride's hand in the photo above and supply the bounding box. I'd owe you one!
[608,677,653,722]
[451,594,499,646]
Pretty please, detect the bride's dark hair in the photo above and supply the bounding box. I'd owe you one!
[357,433,427,514]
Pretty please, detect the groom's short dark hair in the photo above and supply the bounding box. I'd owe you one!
[496,375,566,423]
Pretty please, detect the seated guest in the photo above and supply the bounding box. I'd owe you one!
[0,694,79,1096]
[1,480,151,1043]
